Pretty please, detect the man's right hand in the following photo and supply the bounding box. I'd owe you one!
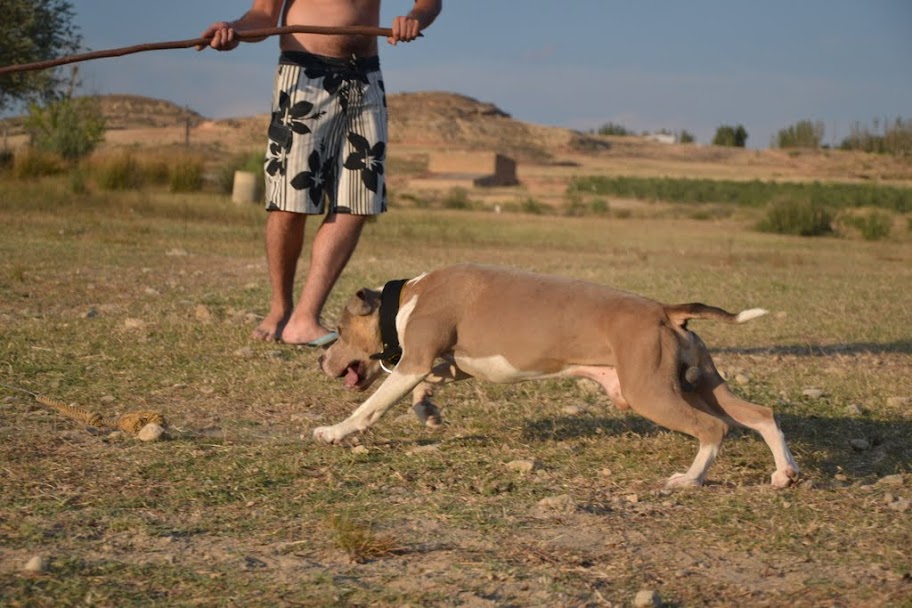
[197,22,239,51]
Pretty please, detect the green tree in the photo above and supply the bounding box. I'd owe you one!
[597,122,632,136]
[713,124,748,147]
[776,120,824,149]
[24,95,106,161]
[0,0,82,112]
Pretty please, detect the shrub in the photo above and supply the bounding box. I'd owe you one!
[521,197,546,215]
[0,148,13,171]
[169,157,204,192]
[589,198,610,214]
[12,148,64,178]
[96,153,143,190]
[840,210,893,241]
[69,168,88,195]
[776,120,824,149]
[757,198,834,236]
[442,187,472,210]
[23,97,106,161]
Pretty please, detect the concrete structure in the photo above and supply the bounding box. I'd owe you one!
[412,151,519,189]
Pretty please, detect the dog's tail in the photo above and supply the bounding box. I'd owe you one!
[665,303,768,329]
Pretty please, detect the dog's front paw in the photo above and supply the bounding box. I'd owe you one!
[313,425,346,444]
[413,400,443,428]
[664,472,703,489]
[771,465,800,488]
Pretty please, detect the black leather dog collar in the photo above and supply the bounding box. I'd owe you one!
[370,278,408,365]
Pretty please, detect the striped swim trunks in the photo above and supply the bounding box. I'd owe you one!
[264,51,388,215]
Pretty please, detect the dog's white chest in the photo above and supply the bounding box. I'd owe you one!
[452,354,545,383]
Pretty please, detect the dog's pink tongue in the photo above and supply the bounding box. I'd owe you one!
[344,365,360,388]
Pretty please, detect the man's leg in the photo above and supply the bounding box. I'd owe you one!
[279,212,367,344]
[252,210,307,341]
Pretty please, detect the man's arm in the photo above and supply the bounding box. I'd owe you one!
[389,0,442,45]
[197,0,284,51]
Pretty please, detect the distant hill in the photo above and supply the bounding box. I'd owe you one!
[1,92,603,161]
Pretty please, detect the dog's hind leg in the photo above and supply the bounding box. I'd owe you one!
[629,388,730,488]
[701,380,800,488]
[314,369,429,444]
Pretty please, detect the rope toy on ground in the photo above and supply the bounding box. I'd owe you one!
[1,383,167,440]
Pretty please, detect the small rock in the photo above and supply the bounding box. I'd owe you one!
[877,474,905,487]
[845,403,864,416]
[886,396,911,408]
[889,498,910,512]
[561,405,584,416]
[124,318,145,330]
[849,438,871,451]
[802,388,825,399]
[506,459,537,474]
[734,373,750,386]
[100,395,116,404]
[537,494,576,514]
[24,556,47,573]
[136,423,166,442]
[634,589,662,608]
[194,304,212,323]
[166,248,189,257]
[351,445,369,455]
[625,494,640,504]
[406,444,439,455]
[144,287,160,296]
[234,347,255,359]
[84,308,99,319]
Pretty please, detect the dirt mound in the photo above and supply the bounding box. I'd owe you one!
[93,94,204,130]
[387,91,607,160]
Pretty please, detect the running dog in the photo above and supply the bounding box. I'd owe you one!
[315,263,799,488]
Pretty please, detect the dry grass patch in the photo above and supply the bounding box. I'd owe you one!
[1,178,910,606]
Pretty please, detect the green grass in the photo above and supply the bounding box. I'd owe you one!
[1,176,911,606]
[569,174,912,212]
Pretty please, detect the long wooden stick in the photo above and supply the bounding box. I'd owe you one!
[0,25,397,76]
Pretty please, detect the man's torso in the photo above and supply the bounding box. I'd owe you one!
[281,0,382,58]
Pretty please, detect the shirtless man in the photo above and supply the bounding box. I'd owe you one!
[200,1,441,345]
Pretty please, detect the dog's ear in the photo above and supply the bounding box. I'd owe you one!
[347,288,381,316]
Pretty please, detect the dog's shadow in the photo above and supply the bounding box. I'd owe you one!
[522,412,912,481]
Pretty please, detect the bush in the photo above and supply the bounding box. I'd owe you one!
[776,120,824,149]
[169,157,204,192]
[12,148,64,178]
[442,187,472,210]
[23,97,106,161]
[0,148,13,171]
[521,197,546,215]
[840,210,893,241]
[757,198,834,236]
[96,153,143,190]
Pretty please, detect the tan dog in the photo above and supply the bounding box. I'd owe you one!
[316,264,799,488]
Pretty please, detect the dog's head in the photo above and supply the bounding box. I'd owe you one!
[320,288,385,391]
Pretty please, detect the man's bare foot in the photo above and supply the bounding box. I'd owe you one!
[277,318,335,346]
[251,312,289,341]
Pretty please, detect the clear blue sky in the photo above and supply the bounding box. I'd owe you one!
[67,0,912,148]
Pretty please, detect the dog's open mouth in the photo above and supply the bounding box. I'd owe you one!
[342,361,366,390]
